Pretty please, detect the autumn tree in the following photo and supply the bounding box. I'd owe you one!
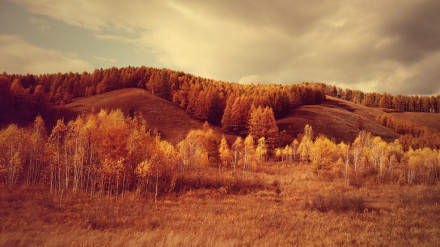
[243,135,255,171]
[28,115,47,185]
[255,137,268,164]
[219,136,232,168]
[248,106,279,147]
[291,139,299,161]
[231,137,244,170]
[0,124,27,186]
[178,130,210,172]
[297,124,313,163]
[337,142,350,185]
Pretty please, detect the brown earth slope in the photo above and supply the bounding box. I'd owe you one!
[62,88,208,144]
[278,96,399,143]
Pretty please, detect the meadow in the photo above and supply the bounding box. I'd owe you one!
[1,163,439,247]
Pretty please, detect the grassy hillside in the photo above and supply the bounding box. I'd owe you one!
[278,96,399,143]
[62,88,208,144]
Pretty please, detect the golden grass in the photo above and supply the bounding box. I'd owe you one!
[1,164,440,246]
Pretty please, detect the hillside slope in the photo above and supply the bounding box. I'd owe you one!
[389,112,440,131]
[62,88,208,144]
[59,89,438,145]
[278,96,399,143]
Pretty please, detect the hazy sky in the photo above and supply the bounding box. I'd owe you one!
[1,0,439,95]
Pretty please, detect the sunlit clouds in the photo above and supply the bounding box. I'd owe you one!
[2,0,440,94]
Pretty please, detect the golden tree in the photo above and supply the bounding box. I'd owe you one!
[243,135,255,171]
[248,106,279,146]
[231,137,244,170]
[178,130,210,172]
[291,139,299,161]
[219,136,232,168]
[255,137,267,164]
[337,142,350,185]
[297,125,314,163]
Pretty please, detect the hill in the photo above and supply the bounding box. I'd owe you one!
[61,88,210,144]
[62,90,438,145]
[277,96,399,143]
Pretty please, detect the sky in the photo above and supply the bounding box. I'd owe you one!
[0,0,439,95]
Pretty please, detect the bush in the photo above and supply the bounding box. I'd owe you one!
[399,186,440,208]
[304,192,366,213]
[172,171,273,195]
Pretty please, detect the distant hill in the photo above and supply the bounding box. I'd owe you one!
[277,96,399,143]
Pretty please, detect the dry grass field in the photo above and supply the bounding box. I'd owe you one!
[1,163,439,247]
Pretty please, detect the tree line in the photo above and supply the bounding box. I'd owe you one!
[0,110,278,200]
[321,83,440,113]
[1,112,439,201]
[375,114,440,150]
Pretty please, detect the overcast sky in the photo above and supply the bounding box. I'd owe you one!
[1,0,439,95]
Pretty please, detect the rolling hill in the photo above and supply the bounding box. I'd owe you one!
[60,89,406,145]
[277,96,399,143]
[61,88,209,144]
[59,88,440,145]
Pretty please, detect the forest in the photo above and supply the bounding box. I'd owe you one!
[1,109,439,200]
[0,67,324,130]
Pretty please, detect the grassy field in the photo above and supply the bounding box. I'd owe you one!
[1,163,439,246]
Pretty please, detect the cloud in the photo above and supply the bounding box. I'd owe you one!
[11,0,440,95]
[93,55,116,64]
[0,35,93,74]
[29,17,53,32]
[238,74,264,84]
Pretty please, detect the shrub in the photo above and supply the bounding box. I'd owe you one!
[304,192,366,213]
